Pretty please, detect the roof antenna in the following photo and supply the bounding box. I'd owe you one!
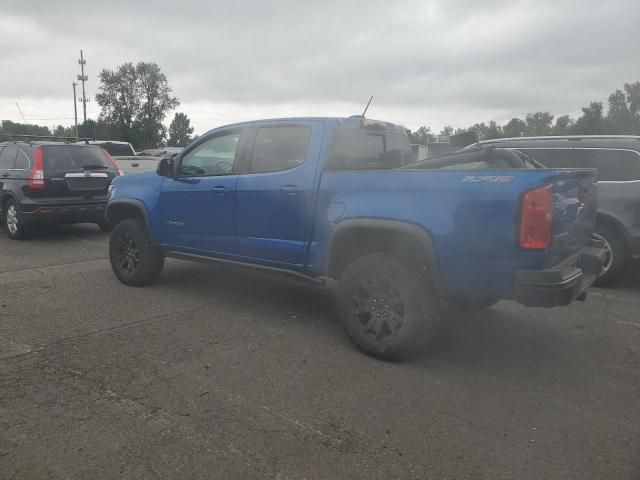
[15,102,26,123]
[362,95,373,117]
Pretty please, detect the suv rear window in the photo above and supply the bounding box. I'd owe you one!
[95,143,134,156]
[575,148,640,181]
[327,128,413,170]
[42,146,112,174]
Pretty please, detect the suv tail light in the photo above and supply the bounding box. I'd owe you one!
[103,150,123,176]
[519,185,553,250]
[28,146,45,189]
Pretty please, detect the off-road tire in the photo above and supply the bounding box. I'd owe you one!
[336,253,439,360]
[109,218,164,286]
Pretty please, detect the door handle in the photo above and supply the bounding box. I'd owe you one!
[280,185,301,194]
[211,186,230,193]
[1,173,9,178]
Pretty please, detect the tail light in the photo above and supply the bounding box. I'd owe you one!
[28,146,45,189]
[519,185,553,250]
[103,150,123,176]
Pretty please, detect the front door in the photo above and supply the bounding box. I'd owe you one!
[235,121,323,266]
[158,129,244,254]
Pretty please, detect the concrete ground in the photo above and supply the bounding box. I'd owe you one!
[0,224,638,480]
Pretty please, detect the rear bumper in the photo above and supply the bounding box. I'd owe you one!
[21,202,106,225]
[514,240,606,307]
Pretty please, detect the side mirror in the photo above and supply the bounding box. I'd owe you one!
[157,156,175,177]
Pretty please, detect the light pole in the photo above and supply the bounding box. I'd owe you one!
[72,82,79,140]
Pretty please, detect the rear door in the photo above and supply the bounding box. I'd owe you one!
[235,121,323,266]
[36,145,118,201]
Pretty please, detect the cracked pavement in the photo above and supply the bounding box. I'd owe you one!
[0,224,639,479]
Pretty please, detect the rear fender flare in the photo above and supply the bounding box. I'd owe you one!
[327,219,444,294]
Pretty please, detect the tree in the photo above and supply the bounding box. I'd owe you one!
[78,119,113,140]
[52,125,76,138]
[167,112,194,146]
[136,62,179,148]
[525,112,554,136]
[96,61,179,149]
[438,125,453,141]
[0,120,50,137]
[502,118,527,138]
[408,126,435,144]
[552,115,575,135]
[467,123,489,141]
[484,121,502,140]
[574,102,606,134]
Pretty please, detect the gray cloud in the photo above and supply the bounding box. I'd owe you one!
[1,0,639,133]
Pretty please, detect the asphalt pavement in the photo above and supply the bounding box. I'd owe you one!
[0,224,639,479]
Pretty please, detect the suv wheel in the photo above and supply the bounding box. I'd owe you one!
[109,219,164,286]
[336,253,439,360]
[4,200,29,240]
[593,224,629,285]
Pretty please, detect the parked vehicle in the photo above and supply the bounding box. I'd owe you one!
[106,117,604,359]
[411,144,428,162]
[470,136,640,283]
[0,140,122,238]
[138,147,183,157]
[115,156,160,174]
[79,140,136,157]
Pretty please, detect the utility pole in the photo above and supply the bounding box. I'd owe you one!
[77,50,88,123]
[72,82,79,140]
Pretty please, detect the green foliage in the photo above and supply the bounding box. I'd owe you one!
[95,61,179,149]
[167,112,194,146]
[0,120,51,138]
[403,80,640,142]
[502,118,527,138]
[574,102,606,135]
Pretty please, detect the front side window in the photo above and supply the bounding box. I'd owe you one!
[249,126,311,173]
[179,133,241,176]
[576,149,640,181]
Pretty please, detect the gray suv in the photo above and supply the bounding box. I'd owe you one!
[470,136,640,284]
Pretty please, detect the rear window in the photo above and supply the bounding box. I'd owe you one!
[95,143,134,156]
[575,148,640,181]
[327,128,413,170]
[249,126,311,173]
[0,146,17,169]
[42,146,112,173]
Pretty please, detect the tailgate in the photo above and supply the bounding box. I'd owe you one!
[546,169,598,267]
[36,145,118,199]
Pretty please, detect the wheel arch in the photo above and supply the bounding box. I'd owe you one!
[326,219,444,293]
[596,212,631,251]
[106,199,154,240]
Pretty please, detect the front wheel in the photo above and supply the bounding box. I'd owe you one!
[336,253,439,360]
[109,218,164,286]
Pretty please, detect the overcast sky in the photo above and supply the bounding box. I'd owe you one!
[1,0,639,135]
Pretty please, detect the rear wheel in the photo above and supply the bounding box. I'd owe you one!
[4,200,29,240]
[336,253,439,360]
[593,224,628,285]
[109,219,164,286]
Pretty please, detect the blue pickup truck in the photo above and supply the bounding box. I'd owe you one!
[106,116,605,359]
